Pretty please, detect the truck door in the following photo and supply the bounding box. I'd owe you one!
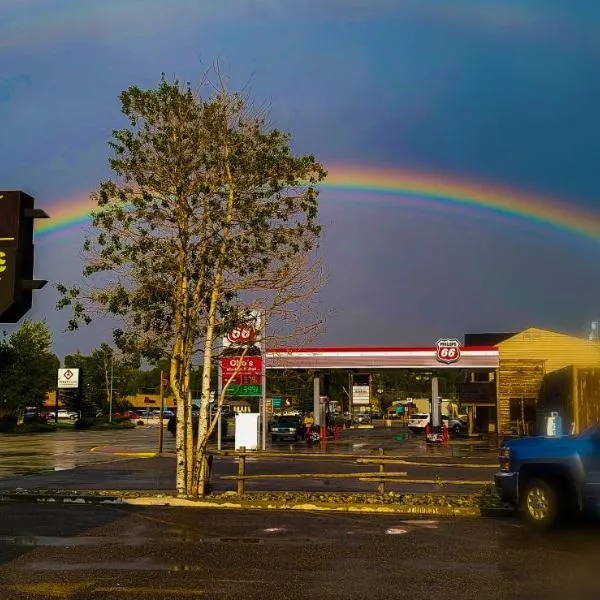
[583,427,600,509]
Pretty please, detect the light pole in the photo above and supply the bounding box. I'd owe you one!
[109,354,114,423]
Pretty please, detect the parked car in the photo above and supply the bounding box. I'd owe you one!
[353,414,372,425]
[495,424,600,529]
[271,416,302,442]
[153,409,175,418]
[408,413,466,434]
[47,409,79,421]
[22,407,47,424]
[121,410,140,420]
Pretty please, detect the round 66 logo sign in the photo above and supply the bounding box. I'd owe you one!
[227,325,256,345]
[436,338,461,364]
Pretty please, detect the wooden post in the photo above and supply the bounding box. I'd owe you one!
[377,447,385,495]
[237,447,246,496]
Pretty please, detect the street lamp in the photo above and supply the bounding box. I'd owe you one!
[109,354,114,423]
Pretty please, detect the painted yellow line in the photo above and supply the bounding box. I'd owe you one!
[356,458,497,468]
[1,582,89,598]
[89,446,158,458]
[94,587,204,596]
[111,452,158,458]
[219,471,408,480]
[359,478,491,485]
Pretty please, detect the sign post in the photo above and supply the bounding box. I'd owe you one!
[222,310,265,449]
[57,368,80,424]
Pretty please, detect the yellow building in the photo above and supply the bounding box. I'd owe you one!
[495,327,600,436]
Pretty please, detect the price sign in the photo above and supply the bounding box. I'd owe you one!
[224,384,262,397]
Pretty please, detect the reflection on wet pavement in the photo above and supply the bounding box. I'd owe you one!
[0,427,175,478]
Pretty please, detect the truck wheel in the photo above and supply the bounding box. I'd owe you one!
[521,478,561,530]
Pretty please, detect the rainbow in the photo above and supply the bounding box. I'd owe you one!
[34,164,600,243]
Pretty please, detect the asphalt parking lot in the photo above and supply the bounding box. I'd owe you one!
[0,504,598,599]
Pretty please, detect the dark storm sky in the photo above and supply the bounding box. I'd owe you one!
[1,0,600,357]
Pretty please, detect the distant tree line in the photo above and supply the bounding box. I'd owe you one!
[0,320,213,418]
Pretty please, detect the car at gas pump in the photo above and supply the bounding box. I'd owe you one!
[407,413,466,435]
[270,415,302,442]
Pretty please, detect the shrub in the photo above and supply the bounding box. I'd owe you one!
[13,422,56,434]
[0,415,18,432]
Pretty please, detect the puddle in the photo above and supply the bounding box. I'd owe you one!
[0,536,147,547]
[29,559,173,572]
[385,527,408,535]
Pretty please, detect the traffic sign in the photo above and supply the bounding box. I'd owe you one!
[272,396,283,409]
[224,383,262,397]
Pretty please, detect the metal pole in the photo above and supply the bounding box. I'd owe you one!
[158,369,165,454]
[261,312,267,451]
[431,376,439,429]
[217,358,223,451]
[313,374,320,426]
[109,355,114,423]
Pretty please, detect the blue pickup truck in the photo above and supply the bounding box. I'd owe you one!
[495,424,600,529]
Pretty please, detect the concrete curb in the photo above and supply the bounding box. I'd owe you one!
[123,496,483,517]
[0,490,513,518]
[0,493,124,505]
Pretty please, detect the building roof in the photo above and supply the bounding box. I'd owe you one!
[464,332,517,346]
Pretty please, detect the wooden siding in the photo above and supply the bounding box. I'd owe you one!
[497,327,600,373]
[496,359,545,435]
[459,382,496,405]
[541,366,600,434]
[576,368,600,432]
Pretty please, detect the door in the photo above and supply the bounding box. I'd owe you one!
[583,427,600,510]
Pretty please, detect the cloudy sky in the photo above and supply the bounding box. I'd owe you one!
[1,0,600,358]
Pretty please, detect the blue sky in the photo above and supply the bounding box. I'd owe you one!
[1,0,600,357]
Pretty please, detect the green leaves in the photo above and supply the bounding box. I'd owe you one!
[0,320,59,412]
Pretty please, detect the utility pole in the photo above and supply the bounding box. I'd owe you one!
[108,354,114,423]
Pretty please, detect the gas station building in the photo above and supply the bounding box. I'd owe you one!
[266,326,600,437]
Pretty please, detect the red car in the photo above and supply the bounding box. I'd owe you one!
[112,410,140,420]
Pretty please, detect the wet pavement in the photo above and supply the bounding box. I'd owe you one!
[0,425,175,477]
[0,425,499,494]
[0,504,598,599]
[0,423,499,476]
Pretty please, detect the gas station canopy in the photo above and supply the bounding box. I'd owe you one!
[265,346,499,370]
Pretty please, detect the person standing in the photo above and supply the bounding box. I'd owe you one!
[303,412,314,440]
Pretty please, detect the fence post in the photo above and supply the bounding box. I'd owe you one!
[378,447,385,495]
[237,447,246,496]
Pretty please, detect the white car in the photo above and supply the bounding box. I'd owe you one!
[47,409,79,420]
[408,413,466,434]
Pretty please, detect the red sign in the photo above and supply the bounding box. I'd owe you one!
[435,339,461,364]
[226,325,257,345]
[221,356,262,385]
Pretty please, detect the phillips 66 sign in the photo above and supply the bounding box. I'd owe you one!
[223,310,262,349]
[435,338,461,364]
